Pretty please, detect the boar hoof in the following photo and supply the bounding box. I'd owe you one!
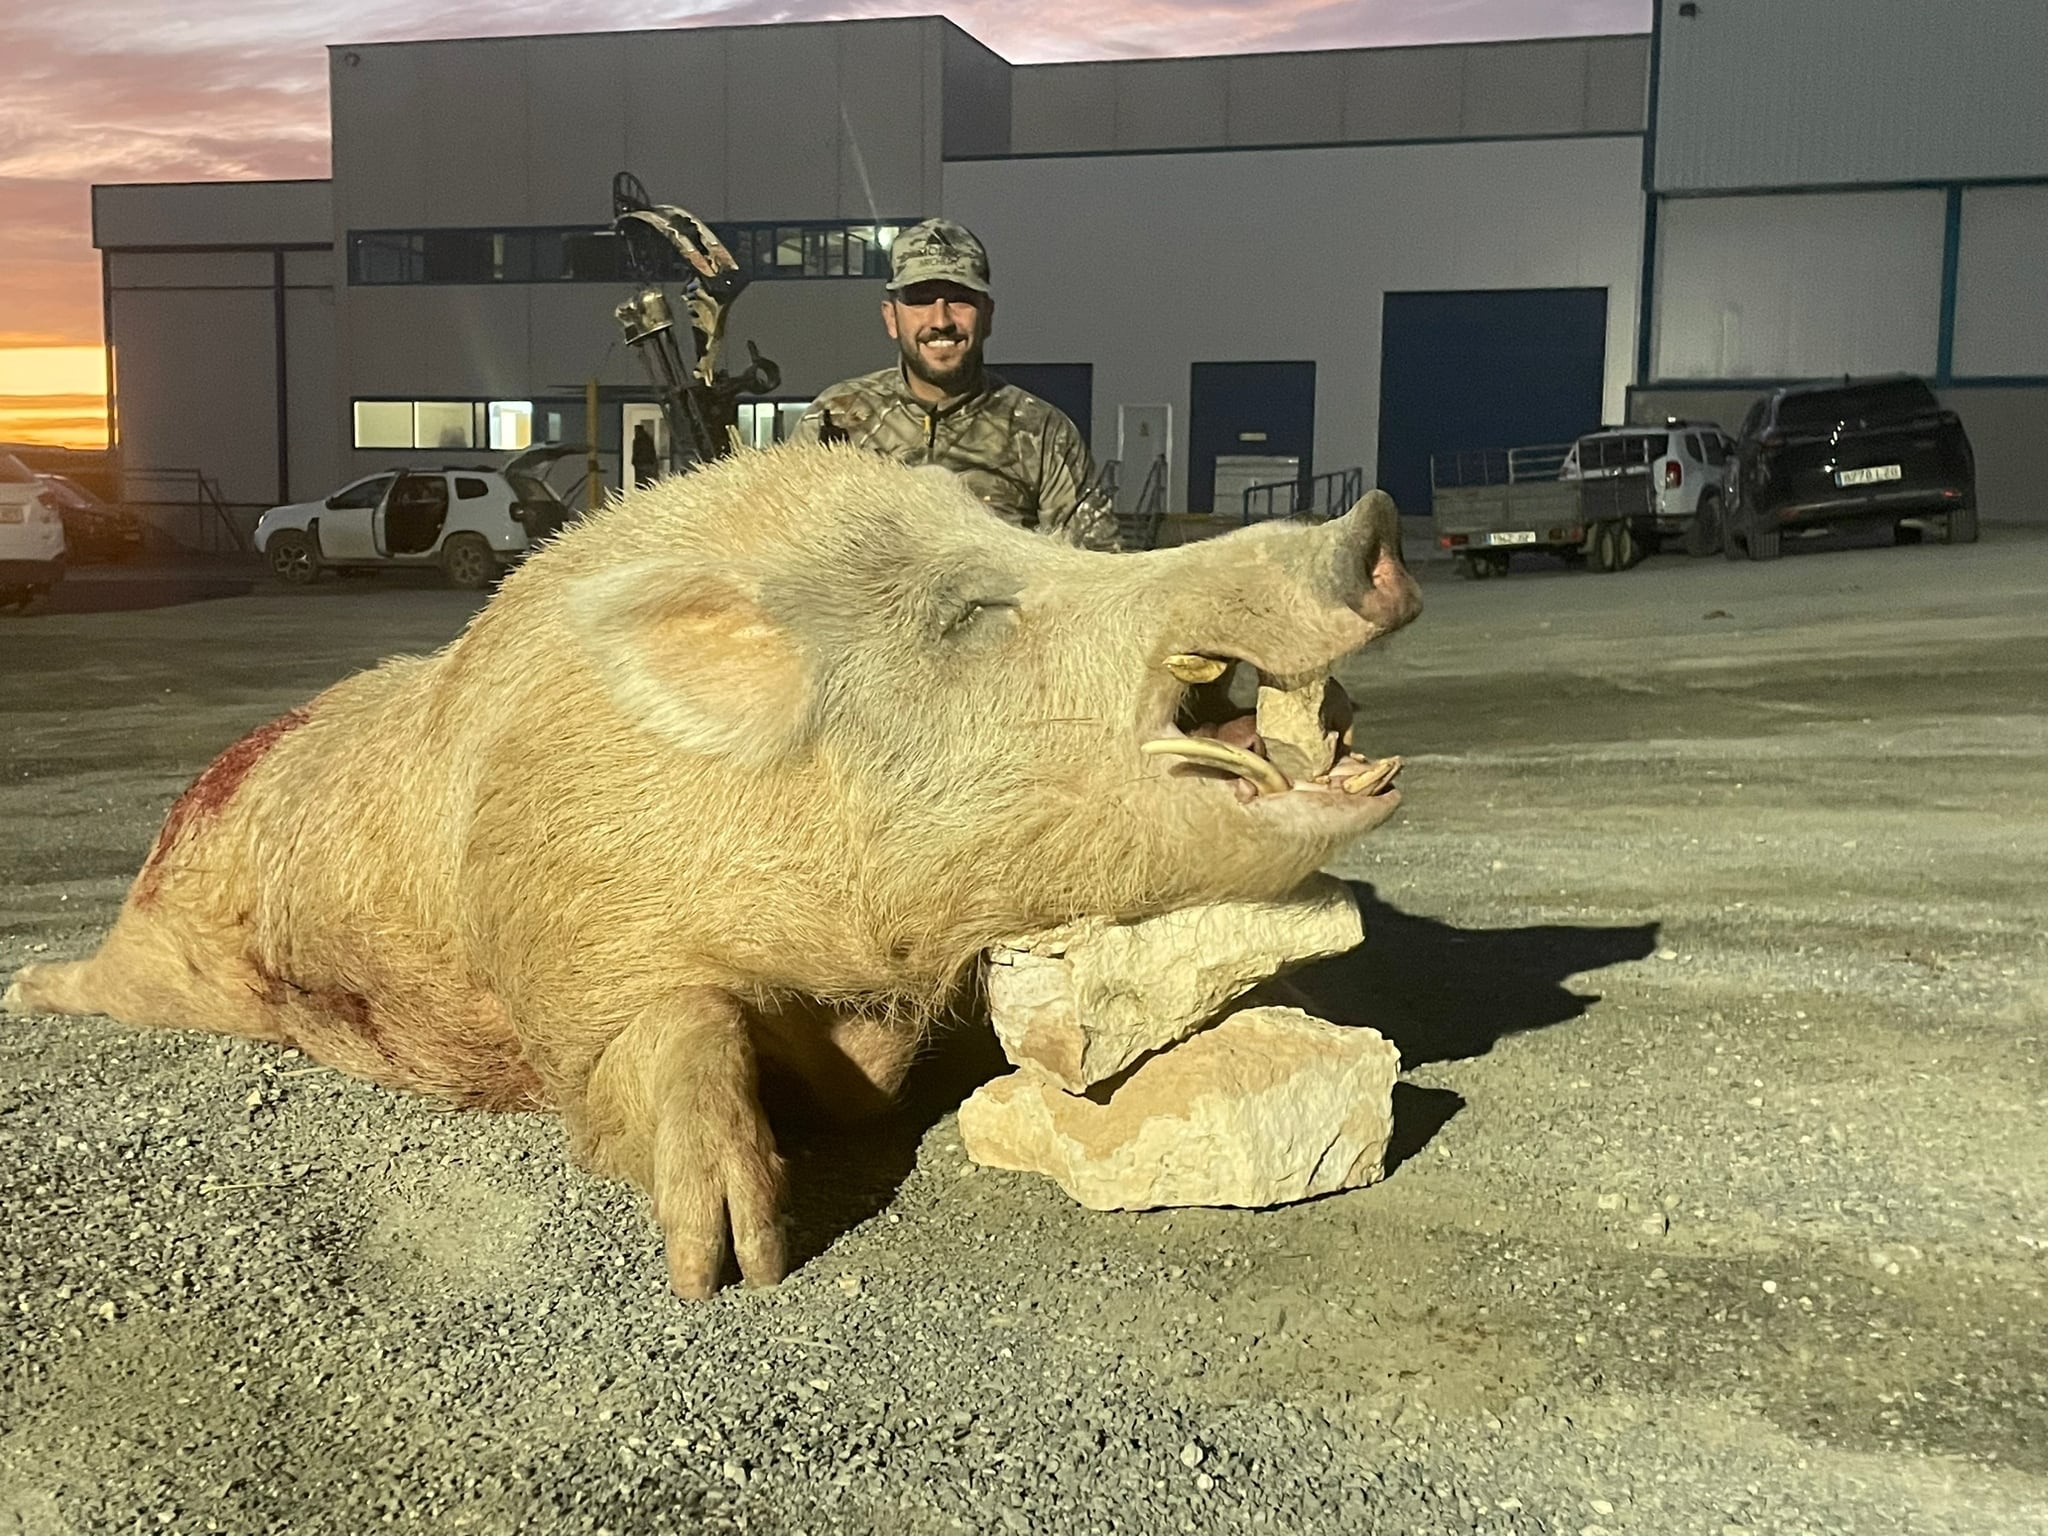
[654,1122,789,1299]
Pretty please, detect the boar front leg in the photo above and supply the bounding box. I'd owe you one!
[574,987,788,1298]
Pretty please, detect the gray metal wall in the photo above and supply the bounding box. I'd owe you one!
[327,19,945,231]
[101,245,337,517]
[1651,191,1946,379]
[323,18,962,484]
[93,180,330,249]
[945,135,1644,516]
[1007,35,1646,155]
[1954,185,2048,377]
[1653,0,2048,190]
[943,27,1012,158]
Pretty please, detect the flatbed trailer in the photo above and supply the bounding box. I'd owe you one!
[1429,443,1651,577]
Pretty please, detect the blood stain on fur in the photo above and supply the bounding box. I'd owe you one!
[136,706,311,906]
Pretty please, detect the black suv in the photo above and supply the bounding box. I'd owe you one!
[1720,375,1975,561]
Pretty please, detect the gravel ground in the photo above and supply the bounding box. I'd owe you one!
[3,528,2045,1535]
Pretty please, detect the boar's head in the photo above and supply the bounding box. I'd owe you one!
[543,443,1418,993]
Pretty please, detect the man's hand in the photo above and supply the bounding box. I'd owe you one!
[1048,487,1123,552]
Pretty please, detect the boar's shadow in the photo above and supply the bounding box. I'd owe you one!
[770,883,1660,1255]
[1281,881,1661,1169]
[1289,881,1661,1067]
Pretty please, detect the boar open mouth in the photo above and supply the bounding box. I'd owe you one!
[1141,656,1402,809]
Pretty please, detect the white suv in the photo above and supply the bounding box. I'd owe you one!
[0,452,66,613]
[1561,421,1736,558]
[253,445,582,589]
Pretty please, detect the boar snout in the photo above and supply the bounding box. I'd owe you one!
[1330,490,1422,645]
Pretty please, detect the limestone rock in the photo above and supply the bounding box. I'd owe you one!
[1255,675,1344,782]
[958,1006,1399,1211]
[985,877,1362,1092]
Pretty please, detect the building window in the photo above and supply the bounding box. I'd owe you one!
[413,401,475,449]
[736,399,815,450]
[488,401,533,451]
[352,401,414,449]
[348,222,910,285]
[353,398,573,450]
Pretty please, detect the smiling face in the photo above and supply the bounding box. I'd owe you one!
[883,281,994,401]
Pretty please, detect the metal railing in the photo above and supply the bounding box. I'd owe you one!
[1429,443,1573,491]
[1240,466,1364,525]
[122,468,253,555]
[1118,454,1169,550]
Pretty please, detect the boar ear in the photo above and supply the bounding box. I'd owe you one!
[564,561,814,765]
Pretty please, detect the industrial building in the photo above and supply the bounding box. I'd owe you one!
[88,0,2048,534]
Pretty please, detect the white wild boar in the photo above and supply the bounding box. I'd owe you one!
[5,443,1419,1297]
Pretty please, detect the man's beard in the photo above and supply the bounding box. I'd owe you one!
[899,327,982,394]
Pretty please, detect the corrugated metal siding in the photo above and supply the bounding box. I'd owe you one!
[93,182,331,250]
[1652,191,1944,378]
[944,137,1643,513]
[1654,0,2048,190]
[1954,186,2048,376]
[1006,36,1647,157]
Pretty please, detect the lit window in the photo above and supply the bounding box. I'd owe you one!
[353,401,412,449]
[488,401,533,451]
[414,402,473,450]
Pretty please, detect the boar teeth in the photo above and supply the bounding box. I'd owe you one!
[1142,737,1291,797]
[1341,756,1403,795]
[1164,653,1230,684]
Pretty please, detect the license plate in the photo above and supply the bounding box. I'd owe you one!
[1836,464,1902,487]
[1486,530,1537,546]
[0,506,22,523]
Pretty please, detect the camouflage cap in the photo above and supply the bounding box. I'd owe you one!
[886,217,992,295]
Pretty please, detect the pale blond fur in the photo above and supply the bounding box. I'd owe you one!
[5,443,1419,1297]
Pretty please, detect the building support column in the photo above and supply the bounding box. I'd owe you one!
[273,249,291,503]
[1936,184,1962,387]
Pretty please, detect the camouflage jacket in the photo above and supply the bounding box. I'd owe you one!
[787,367,1120,550]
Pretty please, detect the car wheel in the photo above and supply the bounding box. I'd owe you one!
[439,533,498,591]
[1721,508,1748,560]
[267,530,319,586]
[1894,522,1924,546]
[1746,521,1782,560]
[1462,554,1492,580]
[1943,501,1980,545]
[1591,521,1632,573]
[1686,495,1724,557]
[0,586,34,614]
[1615,521,1643,569]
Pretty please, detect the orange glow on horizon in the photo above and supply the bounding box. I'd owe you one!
[0,346,110,449]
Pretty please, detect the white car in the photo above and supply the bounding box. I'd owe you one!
[253,445,583,589]
[1561,420,1736,558]
[0,452,67,613]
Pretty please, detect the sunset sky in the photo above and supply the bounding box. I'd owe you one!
[0,0,1648,447]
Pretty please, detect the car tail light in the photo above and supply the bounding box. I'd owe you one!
[1663,460,1682,490]
[1439,534,1469,548]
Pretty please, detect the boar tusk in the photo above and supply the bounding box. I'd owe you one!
[1342,756,1403,795]
[1142,737,1291,796]
[1164,653,1230,684]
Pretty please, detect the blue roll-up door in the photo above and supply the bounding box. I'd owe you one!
[1377,288,1608,520]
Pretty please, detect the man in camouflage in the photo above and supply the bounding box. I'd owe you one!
[788,218,1120,550]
